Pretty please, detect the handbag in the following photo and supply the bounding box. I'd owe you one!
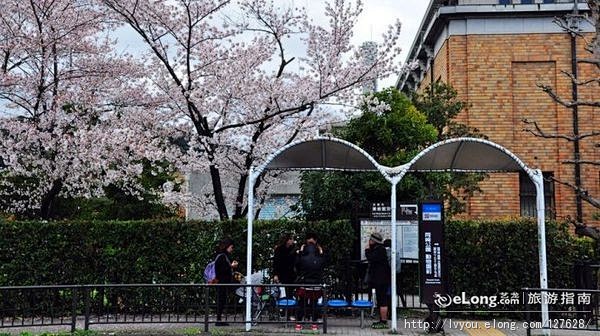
[363,265,371,285]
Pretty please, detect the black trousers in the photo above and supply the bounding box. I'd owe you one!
[216,287,228,321]
[295,287,322,322]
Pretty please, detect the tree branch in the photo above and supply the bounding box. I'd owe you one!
[563,159,600,165]
[538,84,600,108]
[522,118,574,141]
[552,177,600,209]
[568,217,600,240]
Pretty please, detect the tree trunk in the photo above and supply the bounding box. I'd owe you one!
[232,173,248,219]
[40,179,63,219]
[209,164,229,220]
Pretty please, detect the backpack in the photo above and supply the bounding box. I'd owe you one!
[204,254,223,284]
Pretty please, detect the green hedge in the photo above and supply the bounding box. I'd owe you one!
[445,218,596,296]
[0,217,594,295]
[0,219,354,286]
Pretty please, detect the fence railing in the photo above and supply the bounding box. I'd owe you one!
[0,259,426,333]
[345,258,425,309]
[0,283,329,333]
[523,288,600,335]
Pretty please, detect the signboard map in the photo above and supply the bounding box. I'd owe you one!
[360,204,419,265]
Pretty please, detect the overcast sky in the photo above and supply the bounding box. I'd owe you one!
[303,0,429,87]
[115,0,430,88]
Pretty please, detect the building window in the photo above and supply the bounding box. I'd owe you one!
[499,0,511,4]
[521,0,534,4]
[520,172,555,218]
[258,194,299,220]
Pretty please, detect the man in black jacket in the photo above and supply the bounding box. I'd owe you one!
[365,232,391,329]
[294,232,325,331]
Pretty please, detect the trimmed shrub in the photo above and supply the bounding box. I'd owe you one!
[0,219,353,286]
[445,218,596,296]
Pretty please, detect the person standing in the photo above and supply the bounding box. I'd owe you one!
[215,238,238,326]
[365,232,391,329]
[273,234,296,286]
[294,232,325,331]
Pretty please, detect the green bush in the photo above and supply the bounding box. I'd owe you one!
[0,218,353,286]
[0,217,594,318]
[445,218,596,296]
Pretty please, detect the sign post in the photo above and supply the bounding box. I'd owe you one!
[418,201,446,332]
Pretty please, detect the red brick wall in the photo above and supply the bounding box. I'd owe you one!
[418,32,599,224]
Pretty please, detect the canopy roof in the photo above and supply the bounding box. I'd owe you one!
[405,137,529,173]
[258,136,530,177]
[260,137,383,173]
[246,135,548,333]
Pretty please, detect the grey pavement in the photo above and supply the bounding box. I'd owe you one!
[0,316,595,336]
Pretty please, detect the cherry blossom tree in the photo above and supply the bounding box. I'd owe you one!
[103,0,404,219]
[0,0,159,218]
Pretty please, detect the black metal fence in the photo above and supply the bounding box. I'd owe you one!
[0,258,425,333]
[523,288,600,335]
[343,258,425,309]
[0,283,331,333]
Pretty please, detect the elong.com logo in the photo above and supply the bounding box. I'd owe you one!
[434,292,500,308]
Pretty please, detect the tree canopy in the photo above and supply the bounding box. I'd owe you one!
[296,84,487,220]
[0,0,404,219]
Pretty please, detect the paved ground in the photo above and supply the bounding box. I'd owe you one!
[0,316,594,335]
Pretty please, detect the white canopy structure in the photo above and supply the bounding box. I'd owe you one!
[245,136,549,333]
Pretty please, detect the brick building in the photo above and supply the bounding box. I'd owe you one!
[398,0,599,224]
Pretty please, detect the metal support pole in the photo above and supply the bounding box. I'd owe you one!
[84,287,90,330]
[71,287,78,333]
[323,285,328,334]
[533,170,550,336]
[390,179,398,332]
[204,286,209,332]
[245,167,255,332]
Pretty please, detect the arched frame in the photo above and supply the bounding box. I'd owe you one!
[245,137,549,333]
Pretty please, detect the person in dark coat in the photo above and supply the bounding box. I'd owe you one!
[215,238,238,326]
[273,234,296,285]
[294,232,325,330]
[365,232,391,329]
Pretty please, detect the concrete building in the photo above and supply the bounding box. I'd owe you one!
[398,0,599,223]
[186,171,300,220]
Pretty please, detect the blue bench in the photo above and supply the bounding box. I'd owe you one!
[276,298,297,323]
[351,300,374,328]
[324,299,348,308]
[319,298,373,328]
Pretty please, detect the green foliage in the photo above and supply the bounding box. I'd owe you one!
[179,327,201,336]
[342,88,438,166]
[0,218,353,286]
[445,218,596,296]
[1,159,179,220]
[297,84,489,219]
[297,88,438,220]
[410,81,488,216]
[2,331,100,336]
[54,159,180,220]
[411,81,479,140]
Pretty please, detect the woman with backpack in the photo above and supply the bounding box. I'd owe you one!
[214,238,238,326]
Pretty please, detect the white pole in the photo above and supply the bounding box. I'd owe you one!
[390,179,398,332]
[533,169,550,336]
[245,167,255,331]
